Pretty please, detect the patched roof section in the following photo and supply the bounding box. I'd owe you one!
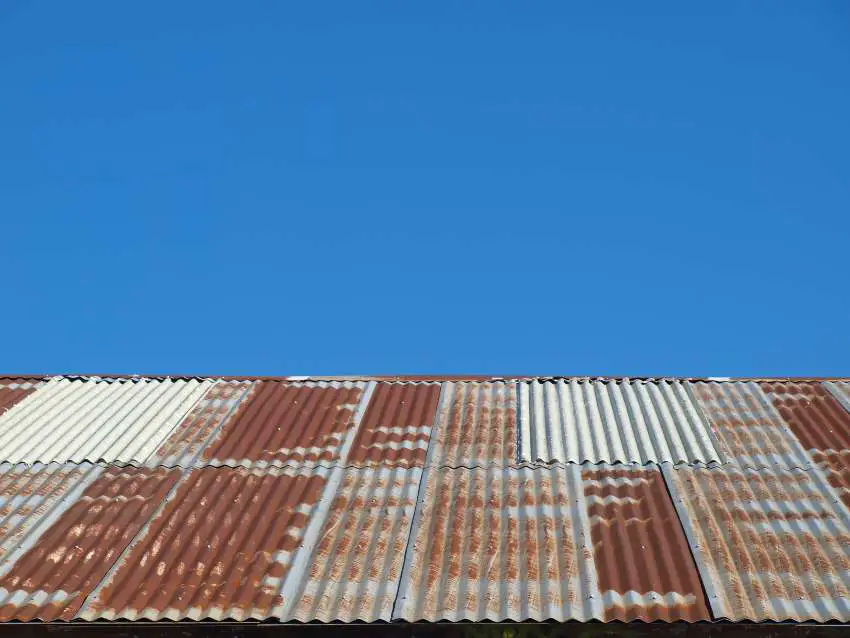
[194,381,369,469]
[346,384,440,468]
[519,379,721,464]
[0,378,212,465]
[582,466,710,622]
[429,382,517,466]
[0,379,42,419]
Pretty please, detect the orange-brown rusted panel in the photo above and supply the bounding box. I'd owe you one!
[761,382,850,454]
[429,382,517,466]
[581,466,710,622]
[197,381,365,467]
[0,467,179,621]
[347,384,440,468]
[395,465,603,621]
[84,467,328,621]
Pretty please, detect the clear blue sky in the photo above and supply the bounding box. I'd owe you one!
[2,2,848,377]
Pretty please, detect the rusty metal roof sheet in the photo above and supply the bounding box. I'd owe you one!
[0,379,41,419]
[518,379,721,464]
[664,464,850,622]
[0,375,848,624]
[0,378,212,465]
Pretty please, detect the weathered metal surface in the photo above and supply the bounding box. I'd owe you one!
[81,466,332,621]
[0,379,42,419]
[147,381,256,467]
[826,381,850,414]
[347,384,440,468]
[0,464,180,621]
[689,382,812,469]
[285,467,421,621]
[0,378,212,464]
[519,380,720,464]
[395,465,603,621]
[581,466,710,622]
[429,382,518,466]
[194,381,370,468]
[664,464,850,622]
[760,382,850,509]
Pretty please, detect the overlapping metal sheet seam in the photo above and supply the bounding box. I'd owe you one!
[826,381,850,415]
[518,380,722,465]
[0,378,213,465]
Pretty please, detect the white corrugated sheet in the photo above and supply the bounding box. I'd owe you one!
[0,378,213,464]
[518,379,721,464]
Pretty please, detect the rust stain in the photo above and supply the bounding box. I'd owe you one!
[347,384,440,468]
[397,466,590,621]
[151,381,255,465]
[581,466,710,622]
[668,466,850,621]
[290,468,419,622]
[761,382,850,454]
[430,382,517,466]
[199,382,364,467]
[0,467,179,621]
[87,467,327,620]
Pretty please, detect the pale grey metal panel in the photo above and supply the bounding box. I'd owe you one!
[518,379,721,464]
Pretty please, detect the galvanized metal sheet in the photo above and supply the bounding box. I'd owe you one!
[147,381,256,467]
[827,381,850,414]
[81,466,334,621]
[688,382,813,469]
[581,466,710,622]
[664,464,850,622]
[0,378,212,464]
[346,384,440,468]
[429,382,517,466]
[194,381,371,468]
[284,467,421,622]
[519,380,721,464]
[394,464,603,622]
[0,463,180,621]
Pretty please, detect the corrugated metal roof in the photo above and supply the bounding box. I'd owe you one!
[428,382,518,466]
[0,379,212,464]
[0,379,41,419]
[518,379,721,464]
[664,464,850,622]
[395,464,603,622]
[0,374,848,625]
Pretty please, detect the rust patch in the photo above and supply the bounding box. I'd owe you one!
[397,466,587,621]
[151,381,255,465]
[0,380,39,418]
[581,467,710,622]
[430,382,517,466]
[290,468,419,622]
[87,467,326,620]
[347,384,440,468]
[761,382,850,454]
[199,382,364,466]
[668,466,850,621]
[0,467,179,621]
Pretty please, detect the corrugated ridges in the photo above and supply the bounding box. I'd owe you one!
[285,467,421,622]
[429,382,517,466]
[665,464,850,622]
[0,378,213,465]
[581,466,710,622]
[761,382,850,455]
[346,384,440,468]
[518,379,721,464]
[194,381,369,469]
[0,379,42,419]
[689,381,813,469]
[81,466,332,621]
[0,463,180,621]
[394,465,603,622]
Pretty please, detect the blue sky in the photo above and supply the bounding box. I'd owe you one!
[2,2,848,376]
